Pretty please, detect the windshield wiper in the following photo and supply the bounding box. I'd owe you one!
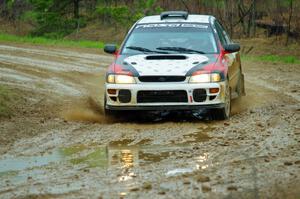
[126,46,168,54]
[156,47,205,54]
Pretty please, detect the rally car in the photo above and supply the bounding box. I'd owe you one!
[103,11,245,120]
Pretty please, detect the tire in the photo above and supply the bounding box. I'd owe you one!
[237,66,246,97]
[240,73,246,96]
[210,80,231,120]
[104,95,118,117]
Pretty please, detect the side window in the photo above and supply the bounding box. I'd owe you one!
[215,21,232,45]
[214,21,227,45]
[221,27,232,44]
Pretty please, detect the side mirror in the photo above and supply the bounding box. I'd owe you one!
[224,43,240,53]
[104,44,117,54]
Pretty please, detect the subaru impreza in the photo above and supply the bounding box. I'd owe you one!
[103,11,245,120]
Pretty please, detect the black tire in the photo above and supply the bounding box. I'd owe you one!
[104,95,118,117]
[210,80,231,120]
[236,71,245,98]
[240,73,246,96]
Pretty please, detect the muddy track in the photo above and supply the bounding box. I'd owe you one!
[0,43,299,199]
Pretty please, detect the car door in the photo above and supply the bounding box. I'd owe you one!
[214,21,240,96]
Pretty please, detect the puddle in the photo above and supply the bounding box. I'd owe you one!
[0,131,214,188]
[0,145,176,176]
[183,125,215,143]
[0,150,63,173]
[0,144,209,170]
[66,147,108,169]
[183,131,211,143]
[139,151,171,164]
[0,146,213,199]
[166,152,212,177]
[166,168,194,176]
[109,138,152,147]
[0,125,216,175]
[109,139,135,146]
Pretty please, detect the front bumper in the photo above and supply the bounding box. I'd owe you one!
[105,81,226,111]
[107,104,225,111]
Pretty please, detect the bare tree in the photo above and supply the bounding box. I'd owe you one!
[179,0,191,12]
[286,0,294,45]
[251,0,256,37]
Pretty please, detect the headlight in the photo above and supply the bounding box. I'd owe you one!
[107,74,136,84]
[211,73,221,82]
[189,73,221,83]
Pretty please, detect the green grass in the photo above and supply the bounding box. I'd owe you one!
[0,85,17,118]
[0,33,104,49]
[259,55,300,64]
[242,54,300,64]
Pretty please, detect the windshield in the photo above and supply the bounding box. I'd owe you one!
[122,23,218,55]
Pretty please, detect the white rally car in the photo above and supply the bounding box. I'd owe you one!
[103,11,245,120]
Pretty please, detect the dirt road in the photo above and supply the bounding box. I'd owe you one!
[0,43,299,199]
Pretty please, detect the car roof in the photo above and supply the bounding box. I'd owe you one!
[138,14,213,24]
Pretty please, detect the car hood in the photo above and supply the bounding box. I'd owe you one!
[115,54,219,76]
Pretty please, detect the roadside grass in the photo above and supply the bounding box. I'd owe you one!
[0,85,17,118]
[242,54,300,64]
[0,33,104,49]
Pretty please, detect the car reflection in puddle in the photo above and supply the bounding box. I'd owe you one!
[0,144,173,183]
[0,138,214,192]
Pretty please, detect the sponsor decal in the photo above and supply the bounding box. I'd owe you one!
[136,23,208,29]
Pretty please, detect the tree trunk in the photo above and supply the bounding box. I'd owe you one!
[247,2,254,38]
[74,0,80,19]
[180,0,191,12]
[197,0,201,13]
[251,0,256,37]
[286,0,293,46]
[238,0,246,36]
[224,0,233,37]
[230,0,234,38]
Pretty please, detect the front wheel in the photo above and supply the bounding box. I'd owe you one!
[104,95,118,117]
[210,80,231,120]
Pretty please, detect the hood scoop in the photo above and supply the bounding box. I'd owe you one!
[123,54,210,76]
[145,55,187,60]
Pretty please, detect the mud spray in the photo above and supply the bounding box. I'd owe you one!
[61,82,264,123]
[61,97,114,123]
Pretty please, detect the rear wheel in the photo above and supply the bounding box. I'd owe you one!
[210,80,231,120]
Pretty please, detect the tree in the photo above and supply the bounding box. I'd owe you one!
[1,0,298,43]
[26,0,86,38]
[285,0,294,45]
[74,0,80,19]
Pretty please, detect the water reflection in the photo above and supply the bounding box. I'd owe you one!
[0,144,213,174]
[166,152,212,176]
[108,147,137,182]
[0,150,63,173]
[196,153,212,170]
[0,143,213,186]
[109,148,137,169]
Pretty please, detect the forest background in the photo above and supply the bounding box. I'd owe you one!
[0,0,299,46]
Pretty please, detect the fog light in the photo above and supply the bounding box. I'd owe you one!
[209,88,219,94]
[193,89,207,102]
[107,89,117,95]
[118,90,131,103]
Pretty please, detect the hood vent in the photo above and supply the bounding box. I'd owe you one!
[145,55,187,60]
[139,76,186,82]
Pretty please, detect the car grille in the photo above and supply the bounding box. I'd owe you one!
[137,90,188,103]
[138,76,186,82]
